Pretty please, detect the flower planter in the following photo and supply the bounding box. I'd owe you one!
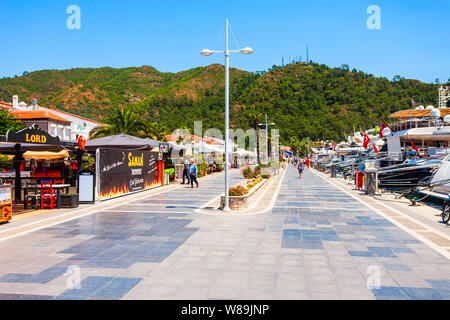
[60,194,79,208]
[220,178,268,211]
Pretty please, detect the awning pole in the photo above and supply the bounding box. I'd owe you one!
[13,144,24,204]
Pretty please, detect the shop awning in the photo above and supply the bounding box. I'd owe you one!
[23,150,70,160]
[85,134,173,152]
[85,134,154,151]
[0,142,69,154]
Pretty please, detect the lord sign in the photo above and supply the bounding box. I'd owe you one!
[6,124,60,145]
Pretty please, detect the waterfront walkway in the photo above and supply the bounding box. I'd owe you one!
[0,167,449,300]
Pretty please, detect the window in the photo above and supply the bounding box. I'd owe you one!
[65,127,71,140]
[57,126,63,139]
[49,124,57,136]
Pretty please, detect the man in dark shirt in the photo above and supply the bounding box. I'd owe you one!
[297,159,305,179]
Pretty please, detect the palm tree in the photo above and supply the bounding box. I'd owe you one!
[137,121,169,141]
[89,107,144,139]
[289,136,301,156]
[248,111,263,164]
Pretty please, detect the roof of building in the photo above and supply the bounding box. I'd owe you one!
[1,98,104,126]
[10,110,72,124]
[39,106,104,126]
[389,108,450,119]
[0,100,12,110]
[165,134,206,143]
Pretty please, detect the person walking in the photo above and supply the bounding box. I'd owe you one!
[181,157,190,184]
[189,159,199,188]
[297,158,305,179]
[305,157,310,169]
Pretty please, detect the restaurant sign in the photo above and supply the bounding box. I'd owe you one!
[6,124,60,145]
[0,185,12,223]
[97,148,160,201]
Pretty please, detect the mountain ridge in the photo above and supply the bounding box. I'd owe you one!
[0,62,442,142]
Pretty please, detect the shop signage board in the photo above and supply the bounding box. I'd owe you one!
[78,169,95,204]
[387,136,402,160]
[159,143,169,153]
[0,185,12,223]
[6,124,60,145]
[97,148,160,201]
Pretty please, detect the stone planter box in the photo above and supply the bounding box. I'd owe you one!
[220,178,269,211]
[261,167,273,176]
[60,194,79,208]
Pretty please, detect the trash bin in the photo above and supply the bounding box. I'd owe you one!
[355,171,364,190]
[330,165,337,178]
[364,169,377,196]
[164,172,170,185]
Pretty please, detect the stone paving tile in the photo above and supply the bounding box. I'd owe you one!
[1,167,450,300]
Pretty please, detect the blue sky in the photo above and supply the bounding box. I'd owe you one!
[0,0,449,83]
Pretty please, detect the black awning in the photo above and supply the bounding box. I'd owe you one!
[85,134,160,151]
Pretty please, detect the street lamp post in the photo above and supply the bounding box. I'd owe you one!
[201,19,253,212]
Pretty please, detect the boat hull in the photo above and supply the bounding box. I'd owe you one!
[378,167,434,188]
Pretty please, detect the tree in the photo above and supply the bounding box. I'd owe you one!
[288,136,301,156]
[89,107,144,139]
[0,109,24,135]
[248,111,263,164]
[137,121,169,141]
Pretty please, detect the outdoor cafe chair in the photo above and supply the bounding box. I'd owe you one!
[40,180,57,210]
[24,181,40,210]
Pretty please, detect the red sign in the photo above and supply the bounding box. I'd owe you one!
[78,136,86,150]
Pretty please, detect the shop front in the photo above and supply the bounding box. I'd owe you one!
[0,124,79,214]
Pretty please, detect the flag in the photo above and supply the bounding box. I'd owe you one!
[379,121,387,138]
[363,132,370,149]
[411,98,416,109]
[372,142,379,154]
[408,136,421,158]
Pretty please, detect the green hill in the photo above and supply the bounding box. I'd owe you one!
[0,62,441,143]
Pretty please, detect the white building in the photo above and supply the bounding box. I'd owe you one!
[3,95,104,141]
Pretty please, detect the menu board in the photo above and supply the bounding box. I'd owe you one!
[0,185,12,223]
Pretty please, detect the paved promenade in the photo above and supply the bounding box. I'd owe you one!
[0,167,449,300]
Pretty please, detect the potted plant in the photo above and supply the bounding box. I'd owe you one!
[60,193,79,208]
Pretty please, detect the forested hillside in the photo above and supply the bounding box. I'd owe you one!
[0,62,441,143]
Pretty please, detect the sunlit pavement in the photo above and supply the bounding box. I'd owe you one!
[0,167,449,300]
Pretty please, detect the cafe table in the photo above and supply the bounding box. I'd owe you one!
[36,184,71,209]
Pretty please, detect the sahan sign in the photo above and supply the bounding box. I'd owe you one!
[97,148,160,201]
